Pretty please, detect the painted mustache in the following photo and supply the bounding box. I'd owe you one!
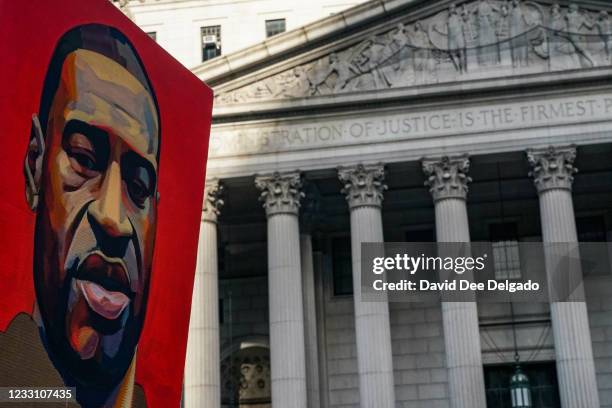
[64,204,141,295]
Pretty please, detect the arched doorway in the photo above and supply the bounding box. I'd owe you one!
[221,337,271,408]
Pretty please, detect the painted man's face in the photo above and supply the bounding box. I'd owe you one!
[30,49,159,388]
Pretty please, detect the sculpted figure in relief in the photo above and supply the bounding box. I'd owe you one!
[596,11,612,61]
[434,3,469,73]
[565,3,595,67]
[215,0,612,105]
[496,1,511,64]
[497,2,510,37]
[311,52,360,93]
[462,5,477,44]
[411,21,435,82]
[475,0,502,65]
[287,66,316,97]
[389,23,411,73]
[265,66,314,98]
[509,0,530,66]
[548,3,571,68]
[357,35,394,89]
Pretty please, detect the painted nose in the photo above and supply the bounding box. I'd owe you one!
[89,161,133,238]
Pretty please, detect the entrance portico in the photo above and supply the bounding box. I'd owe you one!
[182,143,612,408]
[183,1,612,406]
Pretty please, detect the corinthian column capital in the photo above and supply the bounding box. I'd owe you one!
[527,145,578,193]
[422,155,472,202]
[255,171,304,217]
[202,179,224,223]
[338,163,387,210]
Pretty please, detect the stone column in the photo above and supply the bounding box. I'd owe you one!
[338,163,395,408]
[301,187,322,408]
[422,156,487,408]
[184,180,223,408]
[301,233,321,408]
[527,146,600,408]
[255,171,308,408]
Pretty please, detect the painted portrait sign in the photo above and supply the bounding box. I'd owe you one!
[0,1,213,407]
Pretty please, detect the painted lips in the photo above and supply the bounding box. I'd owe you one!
[78,279,131,320]
[75,252,133,320]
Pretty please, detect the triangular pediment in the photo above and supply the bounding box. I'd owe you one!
[194,0,612,113]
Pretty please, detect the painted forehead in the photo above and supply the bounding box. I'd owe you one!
[61,49,159,160]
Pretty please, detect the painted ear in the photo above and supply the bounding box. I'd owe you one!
[24,114,46,211]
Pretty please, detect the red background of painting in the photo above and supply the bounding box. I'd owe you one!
[0,1,212,406]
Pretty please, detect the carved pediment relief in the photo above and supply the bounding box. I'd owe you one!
[215,1,612,106]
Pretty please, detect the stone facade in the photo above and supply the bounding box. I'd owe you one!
[111,0,369,68]
[163,0,612,407]
[213,0,612,106]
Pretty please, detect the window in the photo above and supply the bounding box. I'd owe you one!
[201,25,221,62]
[485,363,561,408]
[576,215,610,276]
[405,229,435,265]
[265,19,286,38]
[405,228,435,243]
[332,237,353,296]
[146,32,157,41]
[490,222,521,280]
[577,215,607,242]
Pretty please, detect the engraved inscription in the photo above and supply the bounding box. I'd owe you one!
[209,95,612,157]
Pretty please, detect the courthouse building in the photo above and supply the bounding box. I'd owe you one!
[123,0,612,407]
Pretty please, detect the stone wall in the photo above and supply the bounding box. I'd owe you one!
[324,298,359,407]
[125,0,367,69]
[215,246,612,407]
[322,295,449,407]
[389,302,449,408]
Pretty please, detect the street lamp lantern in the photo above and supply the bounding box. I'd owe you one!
[510,365,532,408]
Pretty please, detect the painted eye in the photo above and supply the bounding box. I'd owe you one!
[127,167,152,207]
[71,149,97,171]
[65,132,100,176]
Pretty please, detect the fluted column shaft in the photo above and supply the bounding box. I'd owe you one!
[339,164,395,408]
[423,156,487,408]
[256,172,308,408]
[528,146,600,408]
[184,180,223,408]
[301,233,321,408]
